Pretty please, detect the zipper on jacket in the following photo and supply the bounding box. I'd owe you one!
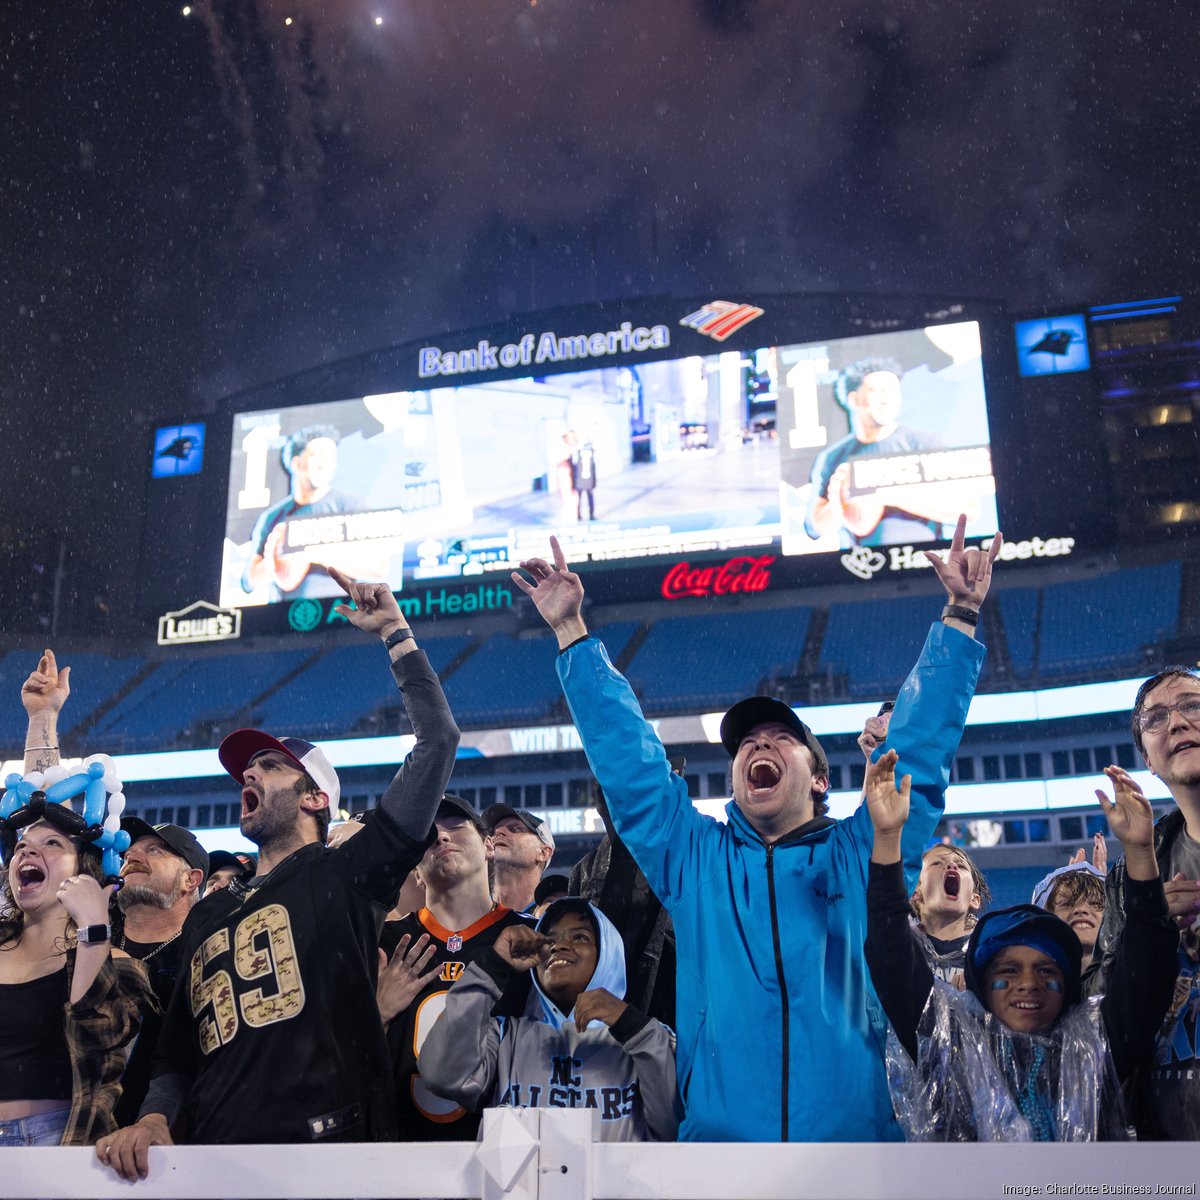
[766,843,789,1142]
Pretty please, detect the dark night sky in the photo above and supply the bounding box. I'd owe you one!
[2,0,1199,628]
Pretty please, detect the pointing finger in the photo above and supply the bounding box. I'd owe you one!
[550,535,567,571]
[986,530,1003,563]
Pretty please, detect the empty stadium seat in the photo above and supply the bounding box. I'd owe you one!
[819,595,943,698]
[625,607,811,714]
[251,634,473,737]
[1035,562,1181,678]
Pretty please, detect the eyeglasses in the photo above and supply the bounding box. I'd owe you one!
[1136,696,1200,736]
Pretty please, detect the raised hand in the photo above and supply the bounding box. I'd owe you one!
[864,748,912,840]
[21,649,71,716]
[1096,764,1158,881]
[376,933,440,1023]
[511,536,587,646]
[858,714,889,761]
[1096,765,1153,849]
[1068,833,1109,872]
[573,987,628,1032]
[58,876,115,930]
[494,924,552,971]
[329,566,408,640]
[922,514,1003,609]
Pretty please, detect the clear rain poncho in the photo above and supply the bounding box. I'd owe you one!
[884,980,1132,1142]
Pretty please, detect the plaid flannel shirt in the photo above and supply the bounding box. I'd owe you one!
[62,950,155,1146]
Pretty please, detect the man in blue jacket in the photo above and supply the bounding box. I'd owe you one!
[512,516,1000,1142]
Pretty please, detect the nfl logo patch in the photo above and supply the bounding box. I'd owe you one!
[447,934,463,952]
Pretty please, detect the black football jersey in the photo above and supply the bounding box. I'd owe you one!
[151,813,431,1144]
[383,905,529,1140]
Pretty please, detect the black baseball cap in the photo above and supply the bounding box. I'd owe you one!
[120,818,210,877]
[719,695,829,775]
[435,793,487,835]
[533,873,570,908]
[206,850,257,880]
[482,804,556,851]
[965,904,1083,1009]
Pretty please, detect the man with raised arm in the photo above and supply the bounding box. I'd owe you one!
[98,569,460,1180]
[1083,667,1200,1139]
[513,516,1000,1142]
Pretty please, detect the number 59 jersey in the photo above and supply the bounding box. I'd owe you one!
[151,818,432,1144]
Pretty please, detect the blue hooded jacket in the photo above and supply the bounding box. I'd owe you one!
[556,620,983,1142]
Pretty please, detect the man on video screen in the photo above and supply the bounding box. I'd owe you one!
[242,424,382,601]
[804,358,956,548]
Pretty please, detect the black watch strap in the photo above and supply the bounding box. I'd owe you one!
[941,604,980,627]
[77,923,113,946]
[384,627,415,651]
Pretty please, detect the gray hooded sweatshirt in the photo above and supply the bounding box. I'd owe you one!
[418,900,678,1142]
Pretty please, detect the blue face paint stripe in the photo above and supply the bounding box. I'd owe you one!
[1046,979,1063,992]
[990,979,1009,990]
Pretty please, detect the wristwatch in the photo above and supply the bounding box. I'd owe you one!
[76,924,113,946]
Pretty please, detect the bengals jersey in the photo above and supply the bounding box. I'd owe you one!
[383,905,529,1140]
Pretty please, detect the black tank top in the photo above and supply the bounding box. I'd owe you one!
[0,967,72,1102]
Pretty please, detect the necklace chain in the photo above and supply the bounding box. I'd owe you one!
[120,928,182,962]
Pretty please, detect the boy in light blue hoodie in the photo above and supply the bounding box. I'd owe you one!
[418,898,678,1142]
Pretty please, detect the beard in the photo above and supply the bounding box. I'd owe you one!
[117,882,177,912]
[241,793,299,850]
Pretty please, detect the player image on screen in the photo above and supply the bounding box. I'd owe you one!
[241,424,383,601]
[222,397,422,608]
[777,322,998,555]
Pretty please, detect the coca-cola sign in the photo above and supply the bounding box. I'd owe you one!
[661,555,775,600]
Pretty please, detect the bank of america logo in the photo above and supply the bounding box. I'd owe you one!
[679,301,764,342]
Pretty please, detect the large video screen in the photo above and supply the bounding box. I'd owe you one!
[219,321,998,607]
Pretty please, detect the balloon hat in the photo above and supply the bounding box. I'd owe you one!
[1,755,130,884]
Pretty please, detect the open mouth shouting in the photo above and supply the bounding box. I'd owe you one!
[747,758,782,794]
[942,869,961,899]
[1170,738,1200,759]
[15,862,47,895]
[241,785,262,820]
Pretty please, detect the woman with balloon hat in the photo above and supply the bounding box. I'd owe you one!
[0,745,153,1147]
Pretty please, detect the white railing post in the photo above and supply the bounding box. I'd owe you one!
[536,1109,594,1200]
[477,1107,541,1200]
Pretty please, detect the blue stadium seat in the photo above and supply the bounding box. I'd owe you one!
[442,631,565,727]
[94,648,313,750]
[252,634,473,737]
[998,587,1040,680]
[1036,562,1181,678]
[625,607,811,714]
[819,595,942,698]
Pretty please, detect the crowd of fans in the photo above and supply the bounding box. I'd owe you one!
[0,521,1198,1166]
